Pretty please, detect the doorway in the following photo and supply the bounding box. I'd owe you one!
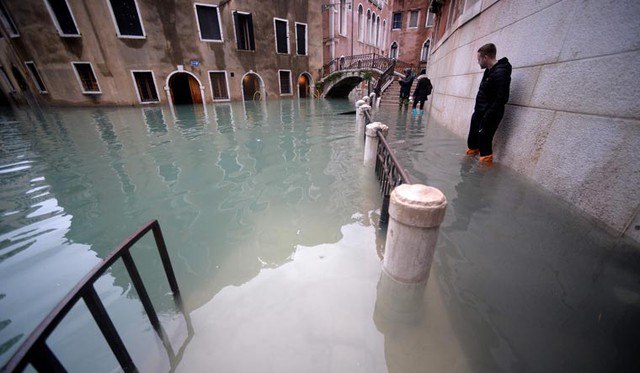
[298,73,311,98]
[169,72,202,105]
[242,73,263,101]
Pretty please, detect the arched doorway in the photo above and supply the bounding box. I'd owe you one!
[298,73,312,98]
[242,72,264,101]
[168,72,202,105]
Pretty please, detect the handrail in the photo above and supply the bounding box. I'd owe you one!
[374,60,396,97]
[375,130,413,223]
[2,220,192,373]
[321,53,413,77]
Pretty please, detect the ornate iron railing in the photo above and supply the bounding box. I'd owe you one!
[375,131,413,224]
[2,220,193,373]
[374,60,396,97]
[321,53,412,77]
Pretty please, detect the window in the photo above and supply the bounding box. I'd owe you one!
[339,0,347,35]
[389,42,398,59]
[274,18,289,54]
[369,12,375,43]
[391,12,401,30]
[233,12,255,51]
[72,62,100,94]
[425,9,435,27]
[357,5,363,42]
[382,19,386,47]
[0,2,19,37]
[408,10,419,28]
[295,22,307,55]
[278,70,292,95]
[0,66,15,92]
[195,4,222,42]
[209,71,229,101]
[421,40,430,61]
[25,61,47,93]
[44,0,80,36]
[375,16,380,46]
[107,0,145,38]
[132,71,158,103]
[366,10,371,42]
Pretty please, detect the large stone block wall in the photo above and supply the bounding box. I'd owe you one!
[428,0,640,242]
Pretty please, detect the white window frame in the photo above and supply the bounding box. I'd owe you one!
[294,22,307,56]
[389,41,399,59]
[130,70,160,104]
[382,19,387,48]
[194,3,223,43]
[357,4,364,42]
[106,0,146,39]
[407,9,419,29]
[0,66,16,92]
[0,2,19,37]
[71,61,101,94]
[43,0,81,37]
[273,17,290,55]
[425,9,435,27]
[208,70,231,102]
[232,10,254,52]
[24,61,48,94]
[391,11,401,30]
[277,69,292,96]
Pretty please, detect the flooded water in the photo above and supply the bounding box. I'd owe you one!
[0,100,638,372]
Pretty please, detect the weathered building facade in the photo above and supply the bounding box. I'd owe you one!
[389,0,435,70]
[426,0,640,242]
[0,0,323,106]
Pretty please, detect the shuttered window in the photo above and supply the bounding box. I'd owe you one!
[195,4,222,41]
[233,12,255,51]
[278,70,291,95]
[108,0,144,37]
[209,71,229,100]
[132,71,158,103]
[25,62,47,93]
[295,23,306,56]
[274,18,289,54]
[72,62,100,94]
[44,0,79,36]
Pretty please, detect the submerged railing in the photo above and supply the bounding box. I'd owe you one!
[375,133,413,224]
[2,220,193,373]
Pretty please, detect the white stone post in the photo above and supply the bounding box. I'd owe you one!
[355,99,365,109]
[382,184,447,283]
[363,96,370,105]
[369,92,376,108]
[364,122,388,166]
[356,100,371,138]
[376,97,381,108]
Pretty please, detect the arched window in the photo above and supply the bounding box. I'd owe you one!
[370,12,376,44]
[421,40,431,62]
[389,42,398,59]
[382,20,386,48]
[376,16,380,47]
[340,0,347,35]
[358,5,363,41]
[366,10,371,44]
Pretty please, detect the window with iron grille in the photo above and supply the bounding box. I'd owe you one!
[44,0,79,36]
[274,18,289,54]
[72,62,100,93]
[391,12,401,29]
[234,12,255,51]
[195,4,222,41]
[209,71,229,100]
[295,23,307,55]
[108,0,144,37]
[279,70,291,95]
[25,62,47,93]
[133,71,158,103]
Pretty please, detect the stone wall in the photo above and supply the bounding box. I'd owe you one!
[427,0,640,242]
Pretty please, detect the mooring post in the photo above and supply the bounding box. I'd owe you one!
[355,99,365,109]
[364,122,388,166]
[356,103,370,135]
[363,96,370,105]
[369,92,376,108]
[382,184,447,283]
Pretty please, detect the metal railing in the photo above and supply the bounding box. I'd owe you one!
[375,132,413,224]
[321,53,412,77]
[2,220,193,373]
[374,60,396,97]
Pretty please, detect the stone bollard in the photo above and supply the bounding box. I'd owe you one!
[364,122,388,166]
[363,96,370,105]
[369,92,376,107]
[355,99,365,109]
[356,104,371,135]
[382,184,447,283]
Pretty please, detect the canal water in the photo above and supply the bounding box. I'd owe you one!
[0,100,638,372]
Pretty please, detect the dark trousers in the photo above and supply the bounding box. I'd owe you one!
[412,99,426,109]
[467,108,504,156]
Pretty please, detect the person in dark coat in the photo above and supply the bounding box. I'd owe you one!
[398,68,414,108]
[412,75,432,115]
[466,43,512,164]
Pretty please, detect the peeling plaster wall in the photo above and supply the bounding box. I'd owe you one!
[428,0,640,242]
[0,0,323,105]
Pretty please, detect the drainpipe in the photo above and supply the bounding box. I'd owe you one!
[200,85,208,118]
[165,86,176,119]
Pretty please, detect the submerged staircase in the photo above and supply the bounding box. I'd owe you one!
[379,78,418,107]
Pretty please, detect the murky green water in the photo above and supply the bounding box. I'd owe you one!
[1,100,638,372]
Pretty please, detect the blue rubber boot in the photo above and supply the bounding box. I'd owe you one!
[412,108,417,115]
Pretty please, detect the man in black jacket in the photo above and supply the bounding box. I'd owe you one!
[466,43,512,164]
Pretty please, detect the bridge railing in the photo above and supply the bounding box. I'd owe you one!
[321,54,413,77]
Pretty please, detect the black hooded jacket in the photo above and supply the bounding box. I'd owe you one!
[413,76,432,101]
[475,57,512,118]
